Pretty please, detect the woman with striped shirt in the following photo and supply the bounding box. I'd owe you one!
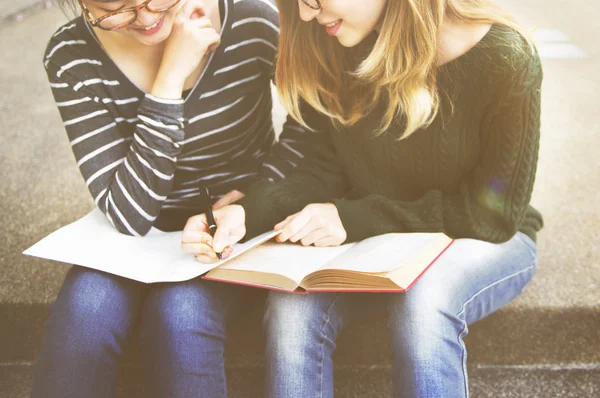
[32,0,311,396]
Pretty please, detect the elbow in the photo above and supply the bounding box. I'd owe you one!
[102,212,152,237]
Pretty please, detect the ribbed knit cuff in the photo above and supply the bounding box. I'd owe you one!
[332,198,374,243]
[139,94,186,143]
[237,179,278,242]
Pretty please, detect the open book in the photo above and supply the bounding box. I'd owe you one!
[24,209,453,293]
[203,231,453,292]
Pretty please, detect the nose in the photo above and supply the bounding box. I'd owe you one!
[135,3,161,26]
[298,0,321,22]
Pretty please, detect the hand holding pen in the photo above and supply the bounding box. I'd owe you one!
[200,186,221,259]
[181,186,247,264]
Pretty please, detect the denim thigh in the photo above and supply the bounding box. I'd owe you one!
[31,267,144,398]
[386,232,538,398]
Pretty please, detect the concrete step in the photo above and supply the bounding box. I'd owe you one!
[2,362,599,398]
[2,302,600,367]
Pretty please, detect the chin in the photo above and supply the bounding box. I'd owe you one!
[134,29,171,46]
[336,32,366,48]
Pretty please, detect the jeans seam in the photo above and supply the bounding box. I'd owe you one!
[319,294,343,398]
[455,264,536,398]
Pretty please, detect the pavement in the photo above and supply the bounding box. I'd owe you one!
[0,0,49,22]
[0,0,599,397]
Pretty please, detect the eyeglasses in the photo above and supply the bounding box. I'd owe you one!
[77,0,181,31]
[301,0,321,11]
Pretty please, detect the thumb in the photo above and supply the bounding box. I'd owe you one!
[212,227,232,253]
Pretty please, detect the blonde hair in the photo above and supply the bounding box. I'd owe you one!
[275,0,533,139]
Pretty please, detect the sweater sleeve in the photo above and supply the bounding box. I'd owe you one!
[333,53,544,243]
[45,62,185,236]
[237,112,351,240]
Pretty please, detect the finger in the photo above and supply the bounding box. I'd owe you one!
[274,214,296,231]
[214,190,244,207]
[214,224,246,252]
[278,211,311,242]
[205,30,221,51]
[181,241,214,254]
[221,246,234,259]
[313,236,343,247]
[191,17,213,28]
[231,224,246,239]
[212,198,228,211]
[230,190,245,202]
[175,0,201,23]
[212,192,234,211]
[184,0,206,19]
[299,228,329,247]
[208,42,220,52]
[289,219,320,243]
[195,253,219,264]
[182,214,208,239]
[181,229,213,245]
[212,227,235,253]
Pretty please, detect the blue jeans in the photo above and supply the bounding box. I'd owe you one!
[31,267,263,398]
[263,232,538,398]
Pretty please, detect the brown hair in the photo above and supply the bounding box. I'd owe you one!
[275,0,533,139]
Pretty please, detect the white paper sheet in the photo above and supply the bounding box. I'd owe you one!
[23,209,279,283]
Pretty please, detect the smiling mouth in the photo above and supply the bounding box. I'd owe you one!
[324,20,341,28]
[134,18,162,31]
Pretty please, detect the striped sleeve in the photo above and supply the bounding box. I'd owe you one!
[45,62,185,236]
[259,111,316,182]
[237,0,319,183]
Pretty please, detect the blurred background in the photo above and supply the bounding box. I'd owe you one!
[0,0,598,396]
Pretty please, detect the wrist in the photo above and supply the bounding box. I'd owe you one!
[152,67,185,100]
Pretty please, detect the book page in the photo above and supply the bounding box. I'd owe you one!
[23,209,280,284]
[23,209,217,283]
[216,229,281,264]
[211,242,354,284]
[319,233,449,274]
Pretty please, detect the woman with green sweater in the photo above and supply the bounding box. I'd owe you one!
[181,0,543,396]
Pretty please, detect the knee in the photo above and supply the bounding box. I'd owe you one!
[263,293,334,364]
[44,269,138,354]
[142,282,228,345]
[386,289,463,363]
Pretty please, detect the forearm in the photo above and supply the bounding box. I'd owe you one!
[239,164,349,240]
[85,95,185,235]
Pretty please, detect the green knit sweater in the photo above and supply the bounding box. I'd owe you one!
[238,24,544,244]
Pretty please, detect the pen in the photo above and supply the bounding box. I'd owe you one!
[199,185,222,260]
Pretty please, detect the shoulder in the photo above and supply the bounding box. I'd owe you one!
[231,0,278,18]
[229,0,279,31]
[43,17,97,73]
[481,24,543,88]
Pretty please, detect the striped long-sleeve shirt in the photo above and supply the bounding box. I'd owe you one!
[43,0,313,236]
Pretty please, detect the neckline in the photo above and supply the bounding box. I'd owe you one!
[82,0,233,102]
[438,24,498,71]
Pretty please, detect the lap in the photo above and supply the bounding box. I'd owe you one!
[54,267,264,332]
[53,267,143,321]
[387,232,538,324]
[265,232,537,330]
[143,278,265,328]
